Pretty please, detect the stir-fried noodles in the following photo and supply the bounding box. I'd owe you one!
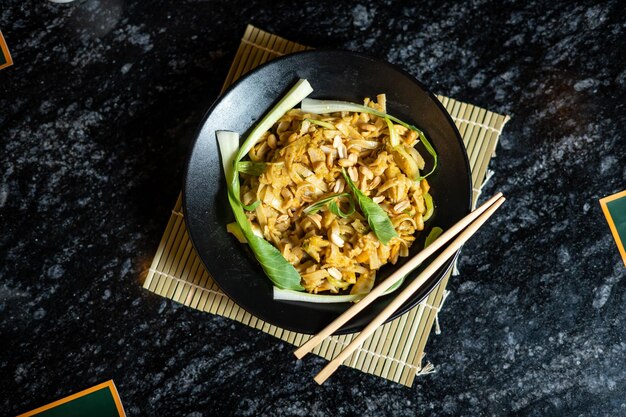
[237,95,432,296]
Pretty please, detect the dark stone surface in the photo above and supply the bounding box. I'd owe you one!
[1,1,625,416]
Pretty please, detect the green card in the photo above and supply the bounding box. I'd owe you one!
[600,189,626,267]
[0,30,12,70]
[17,380,126,417]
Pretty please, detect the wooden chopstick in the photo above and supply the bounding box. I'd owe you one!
[294,192,504,360]
[312,194,505,384]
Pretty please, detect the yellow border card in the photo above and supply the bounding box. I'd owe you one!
[0,30,13,70]
[16,380,126,417]
[600,189,626,267]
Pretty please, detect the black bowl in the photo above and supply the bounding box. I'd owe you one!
[183,50,471,334]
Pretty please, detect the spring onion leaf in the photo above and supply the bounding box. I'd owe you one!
[395,145,421,180]
[273,277,403,303]
[241,200,261,211]
[425,226,443,248]
[342,168,397,245]
[385,117,401,147]
[328,198,355,218]
[225,79,313,291]
[237,161,272,176]
[217,130,240,189]
[423,192,434,221]
[413,131,436,180]
[386,117,422,181]
[234,79,313,165]
[303,193,348,215]
[385,275,405,293]
[273,287,365,303]
[224,181,253,236]
[303,193,355,218]
[305,118,335,130]
[302,98,437,180]
[217,130,304,291]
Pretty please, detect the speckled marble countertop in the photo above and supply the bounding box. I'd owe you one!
[1,1,625,416]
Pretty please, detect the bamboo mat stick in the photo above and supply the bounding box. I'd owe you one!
[313,195,506,384]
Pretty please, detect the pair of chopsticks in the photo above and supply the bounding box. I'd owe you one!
[294,192,506,384]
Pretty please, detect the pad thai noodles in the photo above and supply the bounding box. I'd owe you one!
[233,94,433,297]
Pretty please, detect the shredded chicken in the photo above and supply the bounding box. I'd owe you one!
[239,95,430,295]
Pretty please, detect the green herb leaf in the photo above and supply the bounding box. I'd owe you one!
[425,226,443,248]
[247,235,304,290]
[342,168,397,245]
[303,193,344,215]
[303,192,355,218]
[328,198,355,218]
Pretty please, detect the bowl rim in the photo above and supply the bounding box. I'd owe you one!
[182,48,472,334]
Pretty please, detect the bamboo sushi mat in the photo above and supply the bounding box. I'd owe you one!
[142,24,510,387]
